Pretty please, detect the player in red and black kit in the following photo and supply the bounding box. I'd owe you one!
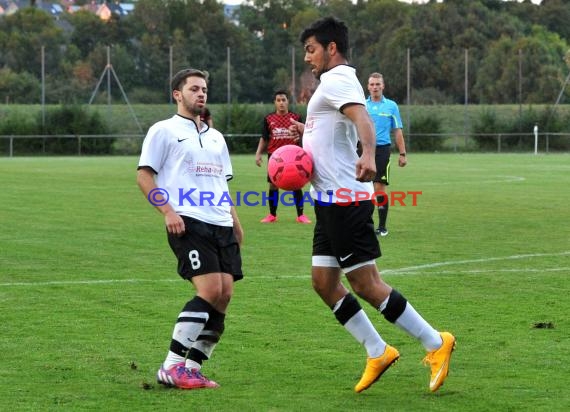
[255,90,311,224]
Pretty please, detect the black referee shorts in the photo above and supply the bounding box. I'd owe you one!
[374,144,391,185]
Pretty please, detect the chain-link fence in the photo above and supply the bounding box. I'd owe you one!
[2,132,569,157]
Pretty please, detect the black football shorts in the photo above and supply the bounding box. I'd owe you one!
[312,200,381,269]
[167,215,243,281]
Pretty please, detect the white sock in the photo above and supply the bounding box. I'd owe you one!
[343,310,387,358]
[394,303,442,351]
[185,359,201,371]
[163,351,185,369]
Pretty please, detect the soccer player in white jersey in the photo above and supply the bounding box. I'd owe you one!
[137,68,244,390]
[289,17,455,393]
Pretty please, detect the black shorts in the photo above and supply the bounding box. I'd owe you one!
[312,200,381,269]
[374,145,391,185]
[167,216,243,281]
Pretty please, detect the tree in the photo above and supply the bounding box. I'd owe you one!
[1,0,569,106]
[538,0,570,42]
[0,68,40,104]
[353,0,412,101]
[475,26,569,104]
[0,8,65,78]
[238,0,314,101]
[66,11,112,59]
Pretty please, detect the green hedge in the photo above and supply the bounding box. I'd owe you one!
[0,105,111,155]
[472,107,570,151]
[2,104,569,155]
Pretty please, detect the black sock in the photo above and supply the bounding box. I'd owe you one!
[331,293,362,325]
[376,195,388,228]
[380,201,388,229]
[380,289,407,323]
[269,189,278,216]
[294,190,304,217]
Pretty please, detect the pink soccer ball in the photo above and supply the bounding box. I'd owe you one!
[268,145,313,190]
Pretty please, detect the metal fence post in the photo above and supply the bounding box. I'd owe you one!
[534,124,538,155]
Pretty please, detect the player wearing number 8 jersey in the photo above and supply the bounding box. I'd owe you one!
[137,68,244,389]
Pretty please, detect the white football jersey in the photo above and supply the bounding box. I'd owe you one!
[138,115,234,226]
[302,65,374,202]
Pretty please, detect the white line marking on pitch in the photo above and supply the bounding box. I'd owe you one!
[0,278,179,287]
[1,251,568,287]
[419,175,526,186]
[383,251,569,274]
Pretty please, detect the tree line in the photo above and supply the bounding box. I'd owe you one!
[1,0,569,105]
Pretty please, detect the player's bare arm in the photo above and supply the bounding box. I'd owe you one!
[230,206,244,246]
[136,167,185,236]
[342,104,376,182]
[289,118,304,139]
[394,128,407,167]
[255,138,267,167]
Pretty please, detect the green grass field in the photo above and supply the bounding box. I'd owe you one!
[1,154,569,411]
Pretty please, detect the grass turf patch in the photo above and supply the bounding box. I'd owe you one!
[1,154,568,411]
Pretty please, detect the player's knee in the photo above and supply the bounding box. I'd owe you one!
[311,277,326,296]
[351,284,382,306]
[349,279,366,298]
[350,278,391,307]
[209,287,232,310]
[197,282,226,305]
[311,277,338,299]
[217,289,232,309]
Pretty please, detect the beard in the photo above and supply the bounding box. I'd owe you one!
[181,98,204,117]
[314,53,331,80]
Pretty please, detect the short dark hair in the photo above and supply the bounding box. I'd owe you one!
[171,68,209,91]
[299,16,349,57]
[273,89,289,100]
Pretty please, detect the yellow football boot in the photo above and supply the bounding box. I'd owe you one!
[354,345,400,393]
[423,332,456,392]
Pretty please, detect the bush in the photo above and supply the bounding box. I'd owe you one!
[532,107,570,151]
[0,112,41,155]
[214,103,309,154]
[473,107,570,151]
[0,112,39,135]
[503,107,542,151]
[409,114,444,152]
[0,68,41,104]
[129,87,166,104]
[217,103,268,153]
[40,105,112,154]
[412,87,453,105]
[112,136,144,155]
[472,109,507,151]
